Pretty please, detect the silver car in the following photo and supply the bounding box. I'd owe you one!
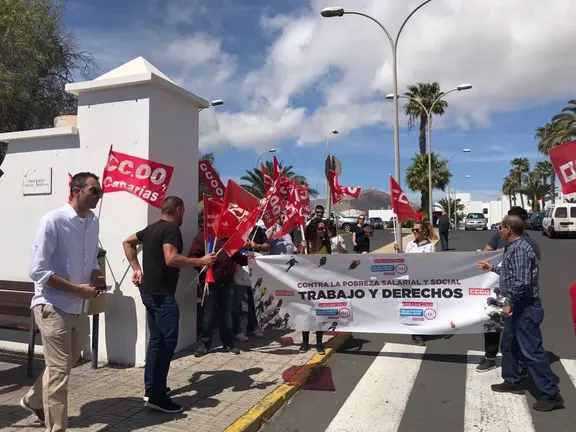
[464,212,488,230]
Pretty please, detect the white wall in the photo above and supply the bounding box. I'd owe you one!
[0,61,205,367]
[435,192,511,227]
[368,209,394,221]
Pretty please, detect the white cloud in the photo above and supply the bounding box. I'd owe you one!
[200,0,576,151]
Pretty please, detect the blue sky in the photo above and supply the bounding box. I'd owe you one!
[63,0,576,203]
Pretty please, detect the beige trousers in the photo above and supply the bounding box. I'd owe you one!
[24,304,85,432]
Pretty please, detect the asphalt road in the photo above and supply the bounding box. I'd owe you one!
[340,228,395,252]
[262,229,576,432]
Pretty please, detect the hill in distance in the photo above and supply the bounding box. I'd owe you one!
[311,187,419,213]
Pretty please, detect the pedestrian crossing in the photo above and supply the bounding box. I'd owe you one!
[264,336,576,432]
[323,343,576,432]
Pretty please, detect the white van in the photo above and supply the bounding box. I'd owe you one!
[542,203,576,238]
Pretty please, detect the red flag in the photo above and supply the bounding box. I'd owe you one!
[202,194,223,242]
[274,187,304,239]
[68,173,73,202]
[298,183,311,213]
[328,170,361,204]
[198,159,226,200]
[213,180,260,239]
[273,156,282,181]
[102,149,174,208]
[550,140,576,195]
[221,207,261,257]
[261,163,273,192]
[389,175,417,223]
[261,179,285,229]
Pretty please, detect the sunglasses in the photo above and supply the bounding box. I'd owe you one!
[315,210,324,214]
[358,217,365,220]
[411,228,421,233]
[88,187,103,197]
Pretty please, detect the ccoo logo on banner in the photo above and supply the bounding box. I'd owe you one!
[248,251,504,335]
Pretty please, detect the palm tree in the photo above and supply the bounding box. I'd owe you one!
[240,160,318,199]
[534,160,555,208]
[436,196,464,224]
[502,176,515,205]
[549,99,576,143]
[405,152,451,216]
[509,157,530,208]
[521,171,552,211]
[404,82,449,155]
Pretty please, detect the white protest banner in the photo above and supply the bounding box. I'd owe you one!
[248,251,504,335]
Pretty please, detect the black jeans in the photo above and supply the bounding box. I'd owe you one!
[302,331,323,345]
[439,230,449,251]
[500,298,558,396]
[141,293,179,398]
[232,284,259,335]
[484,331,501,358]
[199,283,235,349]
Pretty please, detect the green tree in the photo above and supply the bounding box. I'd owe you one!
[534,160,555,208]
[240,160,318,199]
[521,171,552,211]
[502,175,515,206]
[0,0,97,165]
[436,196,464,224]
[404,82,448,155]
[405,152,451,215]
[509,157,530,208]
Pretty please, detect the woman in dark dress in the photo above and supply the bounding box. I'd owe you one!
[352,214,371,253]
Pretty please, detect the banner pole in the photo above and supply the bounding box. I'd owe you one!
[300,225,308,254]
[392,214,399,253]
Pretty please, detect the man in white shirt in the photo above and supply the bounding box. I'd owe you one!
[20,172,105,431]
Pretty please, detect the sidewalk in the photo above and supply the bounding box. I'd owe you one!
[0,331,342,432]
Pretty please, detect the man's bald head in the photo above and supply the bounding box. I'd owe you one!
[502,215,524,235]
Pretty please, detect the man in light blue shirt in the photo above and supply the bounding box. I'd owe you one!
[20,172,105,431]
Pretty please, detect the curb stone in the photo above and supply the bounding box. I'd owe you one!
[223,333,351,432]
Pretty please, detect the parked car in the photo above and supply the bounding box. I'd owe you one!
[368,217,384,229]
[464,212,488,230]
[336,213,360,232]
[542,204,576,238]
[526,211,544,230]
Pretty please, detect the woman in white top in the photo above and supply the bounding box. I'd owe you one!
[394,221,437,254]
[394,220,436,345]
[328,220,347,254]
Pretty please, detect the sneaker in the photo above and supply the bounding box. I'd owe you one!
[476,357,497,373]
[299,343,309,353]
[533,393,564,412]
[316,344,326,355]
[19,397,45,424]
[491,381,524,395]
[146,395,183,413]
[235,333,249,342]
[224,346,241,355]
[194,345,209,358]
[144,387,171,402]
[253,329,264,338]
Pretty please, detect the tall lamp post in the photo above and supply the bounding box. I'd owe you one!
[443,149,471,223]
[386,84,472,220]
[325,129,338,217]
[256,148,276,168]
[321,2,432,250]
[451,174,471,228]
[198,99,224,112]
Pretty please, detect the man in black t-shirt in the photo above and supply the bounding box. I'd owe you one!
[476,206,540,373]
[122,196,216,413]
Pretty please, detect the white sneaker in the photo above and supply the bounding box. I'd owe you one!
[235,333,249,342]
[253,329,264,338]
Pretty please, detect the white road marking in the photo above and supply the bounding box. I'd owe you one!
[325,343,426,432]
[464,350,535,432]
[560,358,576,389]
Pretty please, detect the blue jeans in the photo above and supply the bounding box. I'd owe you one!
[141,293,179,398]
[439,230,449,251]
[500,298,558,397]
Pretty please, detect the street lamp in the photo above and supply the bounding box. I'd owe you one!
[451,174,471,228]
[256,148,276,168]
[325,129,338,216]
[444,149,471,223]
[198,99,224,112]
[386,85,473,220]
[322,2,433,250]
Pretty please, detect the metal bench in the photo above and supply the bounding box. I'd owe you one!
[0,280,37,377]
